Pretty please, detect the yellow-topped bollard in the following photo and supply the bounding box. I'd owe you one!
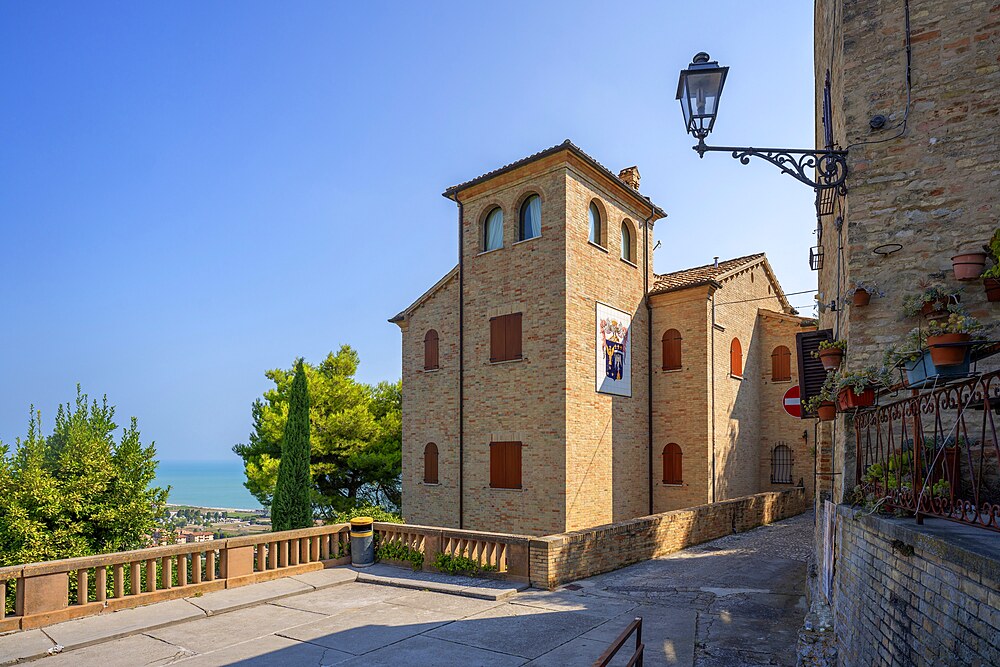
[350,517,374,567]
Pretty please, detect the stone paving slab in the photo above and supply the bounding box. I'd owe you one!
[278,601,454,655]
[174,633,353,666]
[338,635,527,667]
[41,633,192,667]
[389,589,504,617]
[268,581,402,615]
[41,598,204,652]
[509,588,638,619]
[582,605,697,667]
[146,602,324,654]
[288,566,357,589]
[525,636,621,666]
[0,629,57,665]
[185,576,313,615]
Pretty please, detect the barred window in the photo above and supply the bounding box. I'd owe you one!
[771,444,793,484]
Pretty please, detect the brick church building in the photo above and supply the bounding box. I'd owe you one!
[391,141,815,535]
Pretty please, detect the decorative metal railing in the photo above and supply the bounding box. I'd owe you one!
[854,370,1000,532]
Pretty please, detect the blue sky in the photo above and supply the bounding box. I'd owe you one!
[0,1,816,461]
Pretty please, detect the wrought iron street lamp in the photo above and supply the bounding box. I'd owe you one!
[676,52,848,191]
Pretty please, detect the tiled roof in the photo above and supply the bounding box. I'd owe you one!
[442,140,665,218]
[650,253,766,295]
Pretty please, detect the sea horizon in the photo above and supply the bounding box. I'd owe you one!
[154,459,262,510]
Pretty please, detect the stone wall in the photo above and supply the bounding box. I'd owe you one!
[829,504,1000,666]
[529,487,808,589]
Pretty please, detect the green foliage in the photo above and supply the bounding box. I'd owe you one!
[983,230,1000,278]
[433,552,498,576]
[815,339,847,353]
[272,359,313,532]
[901,286,961,318]
[0,388,168,567]
[930,479,950,500]
[375,539,423,570]
[835,365,892,394]
[802,373,838,413]
[926,311,988,338]
[234,346,402,519]
[326,505,403,524]
[846,281,884,298]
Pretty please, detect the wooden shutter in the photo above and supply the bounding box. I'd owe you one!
[423,443,438,484]
[490,441,522,489]
[771,345,791,381]
[490,313,522,362]
[490,317,505,362]
[662,329,682,370]
[424,330,439,370]
[796,329,834,419]
[506,313,522,360]
[730,338,743,377]
[663,443,682,484]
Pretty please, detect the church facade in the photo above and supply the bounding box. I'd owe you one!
[391,141,814,536]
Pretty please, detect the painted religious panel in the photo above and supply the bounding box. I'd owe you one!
[595,302,632,397]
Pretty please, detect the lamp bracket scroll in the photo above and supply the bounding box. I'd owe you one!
[694,141,849,192]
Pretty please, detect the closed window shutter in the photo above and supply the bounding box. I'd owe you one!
[796,329,834,418]
[490,317,505,362]
[507,313,522,360]
[662,329,682,370]
[508,442,522,489]
[424,443,438,484]
[730,338,743,377]
[663,443,682,484]
[424,330,439,370]
[772,345,791,381]
[490,442,503,487]
[490,441,522,489]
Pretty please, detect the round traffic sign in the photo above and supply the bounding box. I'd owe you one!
[783,385,801,418]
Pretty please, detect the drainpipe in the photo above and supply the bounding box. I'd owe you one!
[456,198,465,529]
[710,290,717,504]
[644,206,654,516]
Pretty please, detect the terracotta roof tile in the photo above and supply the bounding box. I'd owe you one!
[650,253,766,295]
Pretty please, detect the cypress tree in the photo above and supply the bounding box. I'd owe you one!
[271,359,313,531]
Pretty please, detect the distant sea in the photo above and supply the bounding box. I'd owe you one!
[154,460,262,510]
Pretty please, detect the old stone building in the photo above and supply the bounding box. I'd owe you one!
[391,141,814,536]
[801,0,1000,664]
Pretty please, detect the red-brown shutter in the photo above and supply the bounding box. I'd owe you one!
[424,330,439,370]
[771,345,791,381]
[507,313,522,360]
[662,329,682,370]
[663,443,683,484]
[508,442,522,489]
[490,441,522,489]
[796,329,834,418]
[490,442,503,487]
[730,338,743,377]
[424,443,438,484]
[490,317,505,362]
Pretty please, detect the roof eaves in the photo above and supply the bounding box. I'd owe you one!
[388,265,458,325]
[649,278,723,296]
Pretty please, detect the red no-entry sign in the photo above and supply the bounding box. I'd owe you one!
[783,385,801,418]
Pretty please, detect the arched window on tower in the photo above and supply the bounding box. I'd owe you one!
[424,329,439,370]
[519,195,541,241]
[620,222,633,262]
[423,443,439,484]
[662,329,682,370]
[588,202,602,245]
[730,338,743,377]
[483,207,503,251]
[662,443,683,484]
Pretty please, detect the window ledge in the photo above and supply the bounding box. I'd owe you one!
[713,323,726,332]
[620,257,638,268]
[661,368,683,373]
[513,235,541,247]
[488,486,525,492]
[421,368,440,373]
[488,357,525,365]
[478,247,503,256]
[588,241,608,253]
[661,482,684,487]
[420,482,441,487]
[730,374,743,381]
[770,378,793,384]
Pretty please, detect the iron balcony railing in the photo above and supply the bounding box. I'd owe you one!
[854,370,1000,532]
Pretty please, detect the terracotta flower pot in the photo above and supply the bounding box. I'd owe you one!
[818,348,844,371]
[837,387,875,411]
[927,333,971,367]
[852,289,872,307]
[817,402,837,421]
[952,252,987,281]
[920,296,957,323]
[985,278,1000,303]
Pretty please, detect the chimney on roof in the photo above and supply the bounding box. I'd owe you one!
[618,166,640,191]
[714,256,719,268]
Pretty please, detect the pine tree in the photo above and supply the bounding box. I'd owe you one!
[271,359,313,531]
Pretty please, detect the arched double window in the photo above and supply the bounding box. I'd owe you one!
[588,202,602,245]
[730,338,743,377]
[620,222,633,262]
[771,444,792,484]
[423,330,439,370]
[423,443,439,484]
[662,329,682,370]
[662,443,683,484]
[483,207,503,252]
[519,195,541,241]
[771,345,791,381]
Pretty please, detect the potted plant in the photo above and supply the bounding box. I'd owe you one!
[981,229,1000,302]
[902,285,961,322]
[803,374,837,421]
[813,339,846,371]
[926,312,986,367]
[952,249,988,281]
[886,328,972,386]
[847,281,883,307]
[835,365,891,410]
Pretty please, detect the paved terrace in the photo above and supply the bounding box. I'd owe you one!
[0,512,812,666]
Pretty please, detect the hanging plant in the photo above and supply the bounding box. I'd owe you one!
[952,250,988,281]
[834,365,892,411]
[803,374,837,421]
[813,339,846,371]
[926,312,987,367]
[902,285,961,322]
[980,229,1000,302]
[846,281,884,307]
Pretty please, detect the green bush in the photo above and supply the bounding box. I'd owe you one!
[433,552,498,576]
[326,505,403,524]
[375,539,423,571]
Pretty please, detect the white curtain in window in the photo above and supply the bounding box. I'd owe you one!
[521,195,541,240]
[588,203,600,244]
[485,208,503,251]
[621,223,631,260]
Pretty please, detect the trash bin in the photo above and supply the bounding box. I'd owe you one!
[350,517,374,567]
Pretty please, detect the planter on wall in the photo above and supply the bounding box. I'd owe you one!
[817,402,837,421]
[818,348,844,371]
[903,350,971,387]
[837,387,875,411]
[985,278,1000,303]
[852,289,872,307]
[952,252,988,281]
[921,296,958,322]
[927,333,971,367]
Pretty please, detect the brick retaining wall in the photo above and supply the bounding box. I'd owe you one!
[529,487,807,588]
[831,504,1000,666]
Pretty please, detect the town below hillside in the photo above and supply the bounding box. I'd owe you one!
[151,504,271,545]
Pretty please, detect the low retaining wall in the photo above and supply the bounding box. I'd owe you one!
[529,487,808,589]
[829,504,1000,667]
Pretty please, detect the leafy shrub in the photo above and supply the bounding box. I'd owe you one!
[433,552,498,576]
[326,505,403,524]
[375,538,423,571]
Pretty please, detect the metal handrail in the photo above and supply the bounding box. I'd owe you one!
[593,616,644,667]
